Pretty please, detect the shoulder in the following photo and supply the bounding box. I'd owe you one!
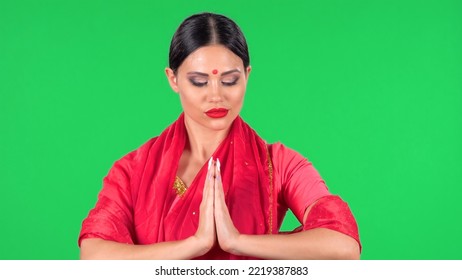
[268,142,310,170]
[268,142,298,157]
[108,136,160,176]
[267,142,330,219]
[126,136,160,161]
[267,141,328,191]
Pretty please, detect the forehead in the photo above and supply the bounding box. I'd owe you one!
[179,45,244,72]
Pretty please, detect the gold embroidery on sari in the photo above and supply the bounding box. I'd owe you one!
[173,176,187,197]
[266,146,274,234]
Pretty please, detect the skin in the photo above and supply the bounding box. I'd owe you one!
[80,44,360,259]
[165,45,251,188]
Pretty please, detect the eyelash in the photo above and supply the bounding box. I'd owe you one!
[189,79,239,87]
[190,80,207,87]
[222,80,238,86]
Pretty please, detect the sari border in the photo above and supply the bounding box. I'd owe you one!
[266,145,274,234]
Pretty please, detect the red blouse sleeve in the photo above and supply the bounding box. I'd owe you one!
[271,143,330,222]
[303,195,361,250]
[78,153,135,246]
[272,143,361,248]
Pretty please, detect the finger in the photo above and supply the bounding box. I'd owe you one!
[213,159,239,252]
[210,157,216,181]
[214,158,227,215]
[208,158,216,202]
[200,158,215,213]
[214,158,225,201]
[204,157,215,193]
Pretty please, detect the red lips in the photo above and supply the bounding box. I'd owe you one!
[205,108,229,118]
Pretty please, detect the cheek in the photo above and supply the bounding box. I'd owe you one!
[179,88,204,109]
[226,86,246,104]
[180,93,196,107]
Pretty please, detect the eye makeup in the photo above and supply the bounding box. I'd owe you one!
[186,69,241,87]
[222,77,239,86]
[188,78,208,87]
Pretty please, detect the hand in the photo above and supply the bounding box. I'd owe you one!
[214,158,241,254]
[193,158,216,255]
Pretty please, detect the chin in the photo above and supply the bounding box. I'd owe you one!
[207,114,239,130]
[185,112,237,132]
[207,119,233,131]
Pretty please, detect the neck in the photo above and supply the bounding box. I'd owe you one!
[183,118,231,163]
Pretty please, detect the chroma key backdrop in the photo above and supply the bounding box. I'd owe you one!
[1,0,461,259]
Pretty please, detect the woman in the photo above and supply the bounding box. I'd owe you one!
[79,12,361,259]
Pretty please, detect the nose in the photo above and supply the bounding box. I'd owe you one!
[209,80,223,102]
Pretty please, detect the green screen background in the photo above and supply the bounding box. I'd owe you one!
[1,0,461,259]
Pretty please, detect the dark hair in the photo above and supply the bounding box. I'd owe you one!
[169,12,250,73]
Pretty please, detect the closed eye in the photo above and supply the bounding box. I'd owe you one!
[189,79,207,87]
[222,78,239,86]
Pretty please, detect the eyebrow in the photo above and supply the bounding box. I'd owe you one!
[187,71,208,77]
[221,69,241,76]
[186,69,241,77]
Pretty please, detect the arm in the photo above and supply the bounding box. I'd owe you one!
[213,158,360,260]
[229,229,359,260]
[80,236,211,260]
[217,204,360,260]
[80,159,217,260]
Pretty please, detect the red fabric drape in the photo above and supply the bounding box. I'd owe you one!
[79,114,361,258]
[80,113,276,259]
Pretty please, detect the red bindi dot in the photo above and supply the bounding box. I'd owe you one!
[212,69,218,75]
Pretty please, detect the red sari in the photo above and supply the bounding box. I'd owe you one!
[79,114,360,259]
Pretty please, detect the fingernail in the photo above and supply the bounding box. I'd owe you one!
[217,158,221,172]
[208,157,213,170]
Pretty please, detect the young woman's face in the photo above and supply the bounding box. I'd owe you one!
[166,44,250,132]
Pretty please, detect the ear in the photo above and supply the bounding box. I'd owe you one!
[165,67,179,93]
[245,66,252,78]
